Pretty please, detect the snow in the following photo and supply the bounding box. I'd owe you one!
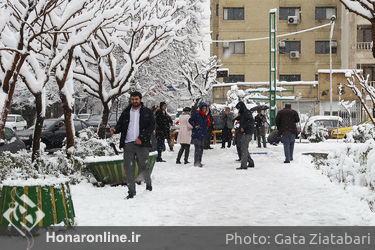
[318,69,363,74]
[2,175,69,187]
[71,141,375,226]
[213,81,318,88]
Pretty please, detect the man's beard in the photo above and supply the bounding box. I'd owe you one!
[132,102,141,107]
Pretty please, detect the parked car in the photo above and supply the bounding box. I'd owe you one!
[77,113,91,121]
[17,118,89,150]
[86,113,118,137]
[301,116,343,139]
[0,127,26,153]
[5,114,27,131]
[331,119,372,139]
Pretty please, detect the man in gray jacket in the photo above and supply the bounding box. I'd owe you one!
[221,107,234,148]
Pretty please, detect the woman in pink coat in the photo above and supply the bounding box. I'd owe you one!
[176,107,193,164]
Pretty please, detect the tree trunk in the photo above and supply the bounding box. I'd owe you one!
[60,93,75,150]
[372,21,375,58]
[32,92,44,163]
[98,103,110,139]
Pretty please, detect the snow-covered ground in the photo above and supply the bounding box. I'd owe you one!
[71,140,375,226]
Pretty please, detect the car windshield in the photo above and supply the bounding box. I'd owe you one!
[109,114,117,121]
[78,114,89,119]
[43,120,58,130]
[88,115,101,121]
[7,116,16,122]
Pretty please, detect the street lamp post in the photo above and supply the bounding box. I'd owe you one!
[329,16,336,116]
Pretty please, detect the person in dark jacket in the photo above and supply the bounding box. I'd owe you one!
[150,105,159,152]
[221,107,234,148]
[233,114,242,161]
[155,102,173,162]
[189,102,209,167]
[235,101,255,169]
[204,106,214,149]
[111,91,155,199]
[275,103,300,163]
[255,110,267,148]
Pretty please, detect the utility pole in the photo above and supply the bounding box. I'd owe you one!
[329,15,336,116]
[269,9,277,130]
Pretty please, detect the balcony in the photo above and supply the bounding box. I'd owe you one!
[356,42,373,50]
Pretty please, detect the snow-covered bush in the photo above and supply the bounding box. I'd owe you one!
[0,130,121,184]
[345,124,375,143]
[306,122,328,143]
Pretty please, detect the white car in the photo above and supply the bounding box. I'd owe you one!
[5,114,27,131]
[77,113,91,121]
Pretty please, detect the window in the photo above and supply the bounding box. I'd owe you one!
[216,34,219,47]
[279,41,301,54]
[223,8,244,20]
[223,75,245,83]
[216,4,219,16]
[358,64,375,85]
[315,74,319,81]
[223,42,245,54]
[16,116,24,122]
[315,41,337,54]
[7,116,15,122]
[279,74,301,82]
[357,25,372,43]
[279,7,301,20]
[2,127,15,141]
[74,120,82,131]
[315,7,336,20]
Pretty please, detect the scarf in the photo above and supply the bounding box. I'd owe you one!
[199,110,211,127]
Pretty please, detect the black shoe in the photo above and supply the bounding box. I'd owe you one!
[184,161,190,164]
[126,193,135,199]
[176,160,181,164]
[221,146,225,149]
[235,159,241,162]
[236,167,248,170]
[136,181,142,185]
[146,185,152,191]
[156,158,166,162]
[284,160,290,163]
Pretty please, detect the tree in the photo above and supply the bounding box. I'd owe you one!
[74,0,199,138]
[340,0,375,57]
[344,70,375,125]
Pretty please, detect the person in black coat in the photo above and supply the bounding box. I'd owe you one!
[235,101,255,169]
[275,103,300,163]
[111,91,155,199]
[155,102,172,162]
[233,114,242,161]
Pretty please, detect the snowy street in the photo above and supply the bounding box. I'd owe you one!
[71,141,375,226]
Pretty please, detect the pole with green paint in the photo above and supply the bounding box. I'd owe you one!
[269,9,277,131]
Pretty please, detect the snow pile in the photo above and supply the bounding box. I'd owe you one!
[306,122,328,143]
[311,140,375,210]
[0,129,121,185]
[345,123,375,143]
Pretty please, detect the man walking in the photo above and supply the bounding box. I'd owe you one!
[189,102,209,167]
[275,103,300,163]
[255,110,267,148]
[235,101,255,169]
[155,102,172,162]
[221,107,234,148]
[111,91,155,199]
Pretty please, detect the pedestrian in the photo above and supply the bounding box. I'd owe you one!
[176,107,193,164]
[155,102,172,162]
[275,103,300,163]
[233,114,242,161]
[110,91,155,199]
[221,107,234,148]
[235,101,255,169]
[189,102,210,167]
[150,106,159,152]
[204,106,214,149]
[255,110,267,148]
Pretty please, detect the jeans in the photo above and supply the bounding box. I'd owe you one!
[222,127,232,148]
[281,133,296,162]
[192,138,204,165]
[123,142,152,195]
[177,144,190,162]
[256,126,266,148]
[240,134,253,168]
[157,137,165,160]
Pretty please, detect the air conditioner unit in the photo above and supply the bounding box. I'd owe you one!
[290,51,300,58]
[223,42,229,48]
[287,15,299,24]
[330,41,338,48]
[279,41,286,48]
